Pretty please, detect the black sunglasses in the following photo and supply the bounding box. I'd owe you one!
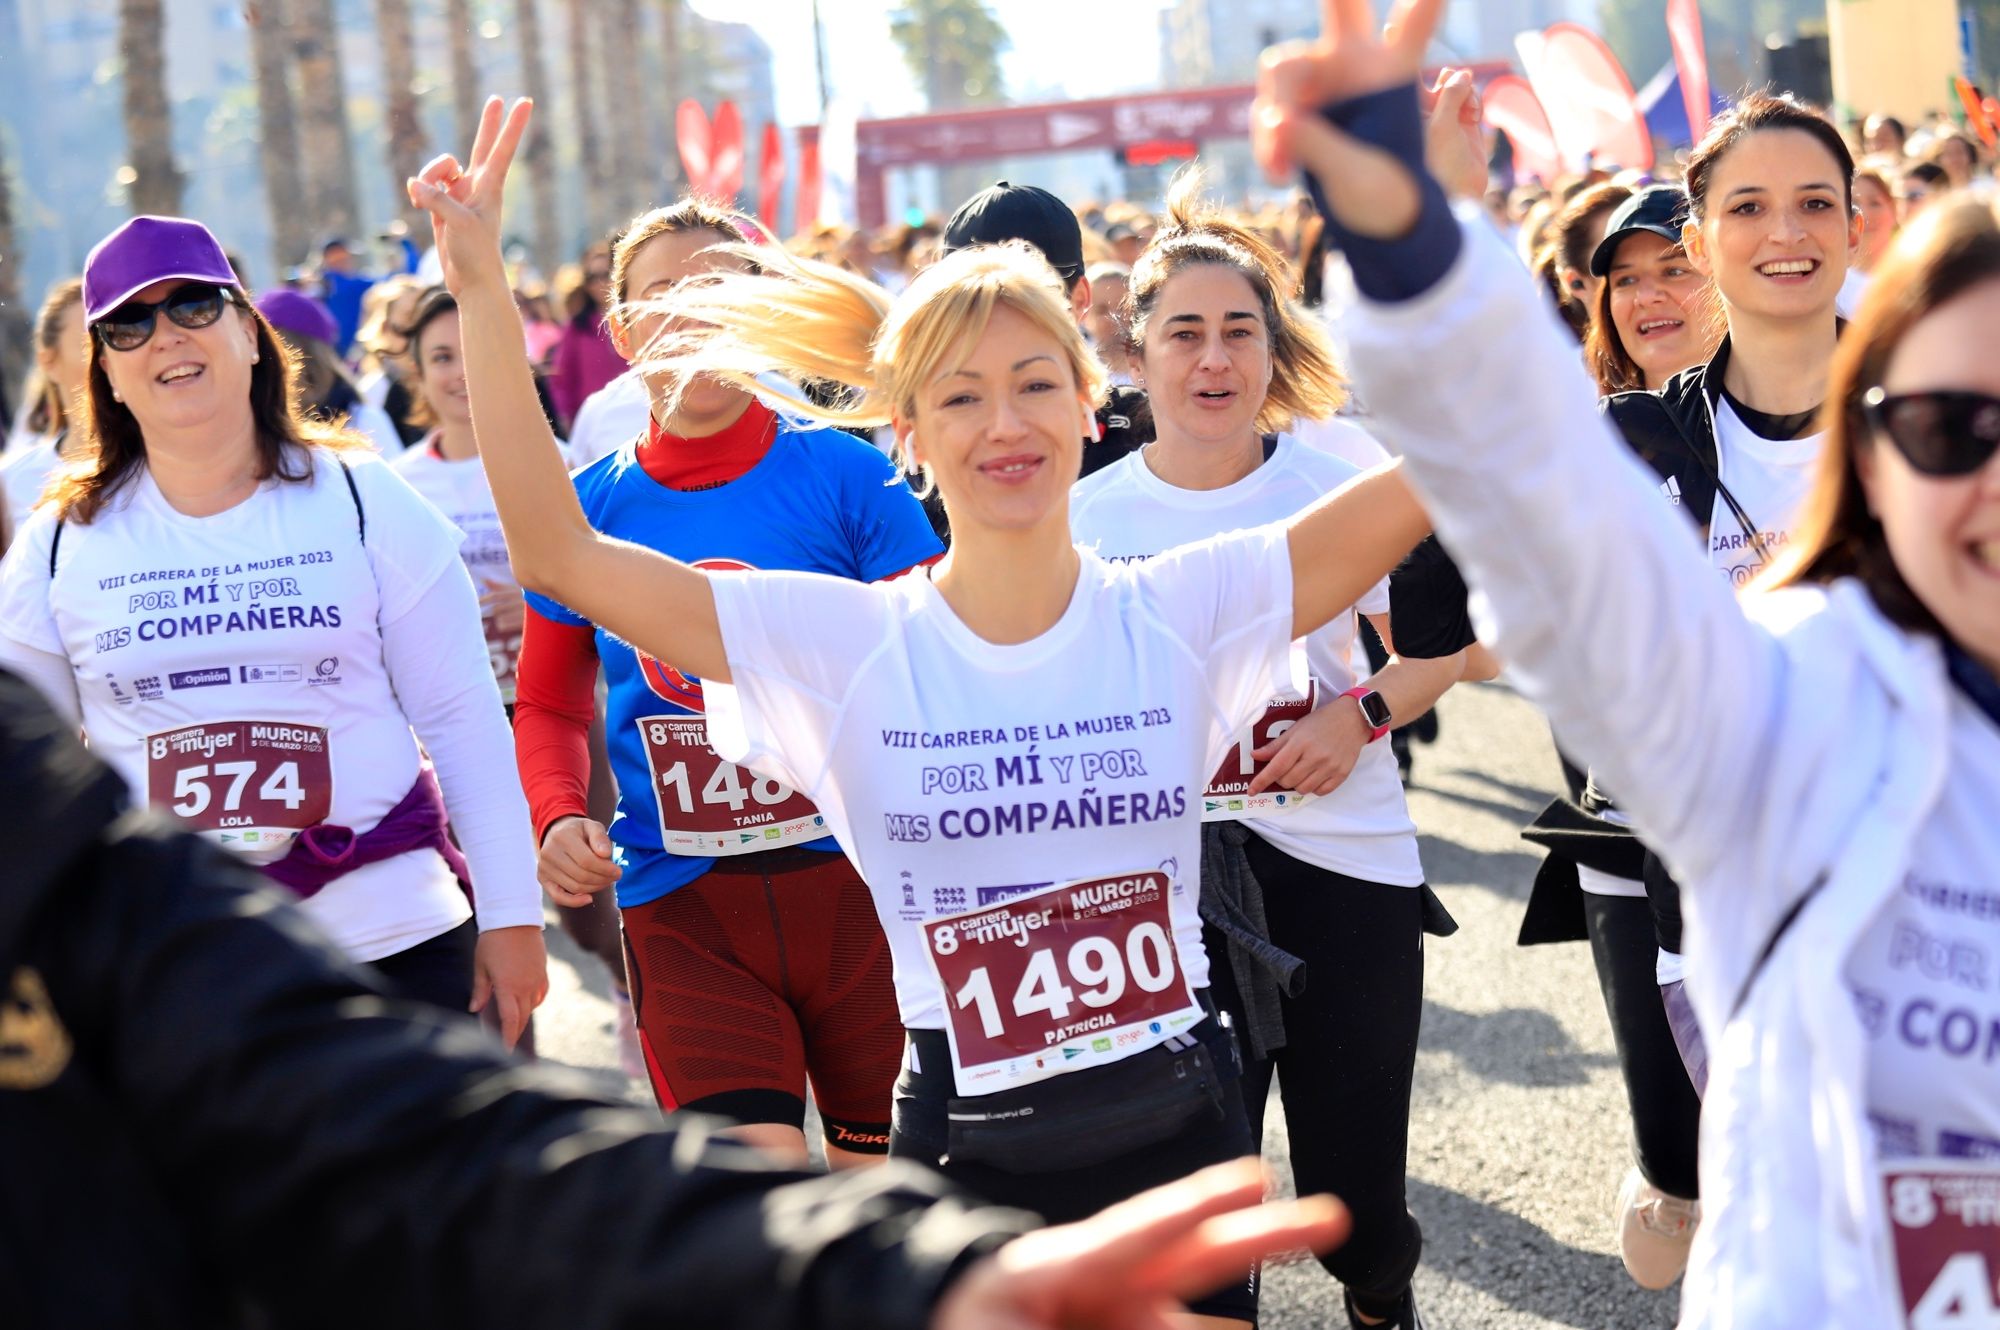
[1862,387,2000,477]
[93,284,237,352]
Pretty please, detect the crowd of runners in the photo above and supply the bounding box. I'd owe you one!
[3,1,1998,1327]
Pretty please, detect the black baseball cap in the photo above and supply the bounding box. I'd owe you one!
[1589,185,1692,277]
[941,181,1086,285]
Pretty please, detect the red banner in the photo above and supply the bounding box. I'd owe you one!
[757,122,786,235]
[1533,23,1653,172]
[676,99,713,195]
[1483,75,1564,184]
[795,125,822,236]
[711,101,745,201]
[1666,0,1712,144]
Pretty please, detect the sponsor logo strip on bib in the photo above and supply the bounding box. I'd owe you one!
[1202,680,1318,822]
[637,715,826,855]
[145,720,332,860]
[922,870,1203,1096]
[1885,1160,2000,1328]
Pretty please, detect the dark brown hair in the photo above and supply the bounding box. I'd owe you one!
[1759,194,2000,630]
[1549,181,1633,284]
[610,198,752,307]
[49,294,367,524]
[1532,244,1588,343]
[24,279,85,436]
[1686,91,1856,219]
[1125,166,1346,431]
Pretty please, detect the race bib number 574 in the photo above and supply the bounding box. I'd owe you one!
[1885,1162,2000,1328]
[145,720,332,861]
[923,871,1203,1096]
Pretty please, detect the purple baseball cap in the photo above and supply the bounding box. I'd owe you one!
[255,289,340,347]
[82,216,238,324]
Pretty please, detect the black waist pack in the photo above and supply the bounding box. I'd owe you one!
[944,1027,1237,1174]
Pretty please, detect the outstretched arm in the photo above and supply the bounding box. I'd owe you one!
[1284,459,1430,640]
[408,99,729,684]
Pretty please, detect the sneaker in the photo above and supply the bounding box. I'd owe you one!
[611,988,645,1082]
[1344,1286,1426,1330]
[1615,1165,1699,1289]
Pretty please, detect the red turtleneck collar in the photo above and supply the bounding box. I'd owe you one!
[637,399,779,491]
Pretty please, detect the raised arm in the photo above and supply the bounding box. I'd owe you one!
[1256,0,1783,887]
[407,99,729,684]
[1285,458,1430,640]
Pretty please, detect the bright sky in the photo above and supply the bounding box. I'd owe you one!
[688,0,1176,125]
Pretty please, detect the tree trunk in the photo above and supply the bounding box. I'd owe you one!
[601,0,648,218]
[246,0,313,269]
[289,0,362,240]
[657,0,683,191]
[514,0,563,280]
[445,0,482,155]
[566,0,610,245]
[118,0,184,215]
[373,0,427,235]
[0,137,30,419]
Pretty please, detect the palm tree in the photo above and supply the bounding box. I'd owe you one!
[889,0,1008,110]
[514,0,563,279]
[601,0,649,218]
[289,0,362,239]
[890,0,1008,210]
[374,0,427,235]
[246,0,312,269]
[445,0,482,155]
[118,0,184,215]
[566,0,611,244]
[0,136,30,412]
[654,0,684,191]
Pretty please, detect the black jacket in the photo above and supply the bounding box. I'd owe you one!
[1517,341,1744,950]
[0,669,1030,1329]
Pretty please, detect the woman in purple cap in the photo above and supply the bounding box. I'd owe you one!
[0,215,549,1043]
[255,287,402,453]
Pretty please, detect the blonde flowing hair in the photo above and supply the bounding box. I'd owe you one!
[636,236,1108,480]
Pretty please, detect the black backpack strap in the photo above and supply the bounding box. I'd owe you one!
[1727,871,1828,1020]
[48,520,63,579]
[337,457,366,545]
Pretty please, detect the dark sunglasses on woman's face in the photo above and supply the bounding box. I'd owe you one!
[1863,387,2000,477]
[92,284,236,352]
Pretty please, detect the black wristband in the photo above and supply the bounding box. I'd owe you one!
[1300,82,1463,304]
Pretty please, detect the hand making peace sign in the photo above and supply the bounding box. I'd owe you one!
[1251,0,1448,239]
[407,96,533,296]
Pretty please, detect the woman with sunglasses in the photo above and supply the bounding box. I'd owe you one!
[0,216,548,1043]
[1068,170,1462,1330]
[410,98,1427,1329]
[1262,5,2000,1324]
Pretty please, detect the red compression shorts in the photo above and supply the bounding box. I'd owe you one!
[620,848,900,1152]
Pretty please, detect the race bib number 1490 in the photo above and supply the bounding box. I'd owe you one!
[923,871,1203,1096]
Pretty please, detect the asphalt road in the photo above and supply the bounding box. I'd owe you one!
[531,677,1684,1330]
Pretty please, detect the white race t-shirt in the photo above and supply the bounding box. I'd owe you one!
[1709,399,1822,589]
[705,529,1295,1086]
[0,432,65,539]
[567,369,650,470]
[1844,694,2000,1161]
[393,437,568,705]
[1069,433,1420,886]
[0,448,479,960]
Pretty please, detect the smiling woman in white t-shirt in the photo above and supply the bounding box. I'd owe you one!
[0,215,547,1044]
[1069,170,1463,1330]
[410,100,1429,1330]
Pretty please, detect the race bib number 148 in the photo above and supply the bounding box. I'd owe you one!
[637,715,827,855]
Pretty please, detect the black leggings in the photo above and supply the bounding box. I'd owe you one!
[1206,838,1426,1315]
[368,919,477,1017]
[1583,892,1700,1199]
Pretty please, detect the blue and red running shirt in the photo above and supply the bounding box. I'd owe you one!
[515,399,942,908]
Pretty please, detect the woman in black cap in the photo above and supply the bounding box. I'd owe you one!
[1582,185,1719,396]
